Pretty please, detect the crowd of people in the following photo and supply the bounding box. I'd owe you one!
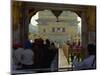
[12,38,58,72]
[12,38,96,72]
[61,41,96,70]
[62,40,82,64]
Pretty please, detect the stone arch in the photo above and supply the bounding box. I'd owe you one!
[13,1,96,57]
[23,3,87,57]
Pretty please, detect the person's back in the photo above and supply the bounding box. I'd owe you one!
[14,48,24,64]
[46,43,58,68]
[83,55,96,69]
[14,47,24,69]
[73,55,96,70]
[32,38,46,69]
[21,49,34,65]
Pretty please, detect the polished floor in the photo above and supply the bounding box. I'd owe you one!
[58,48,72,71]
[59,48,68,68]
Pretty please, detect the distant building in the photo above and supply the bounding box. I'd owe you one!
[31,10,80,44]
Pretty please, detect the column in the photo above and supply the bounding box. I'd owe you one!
[20,6,29,43]
[88,32,96,44]
[81,11,88,58]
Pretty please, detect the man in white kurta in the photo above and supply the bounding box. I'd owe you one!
[14,48,24,69]
[21,49,34,66]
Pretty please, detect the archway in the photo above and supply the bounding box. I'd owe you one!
[28,10,82,70]
[20,2,88,71]
[12,1,96,72]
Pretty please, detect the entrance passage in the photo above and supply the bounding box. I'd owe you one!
[29,10,82,71]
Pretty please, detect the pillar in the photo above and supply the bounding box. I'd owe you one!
[81,11,88,57]
[20,6,30,43]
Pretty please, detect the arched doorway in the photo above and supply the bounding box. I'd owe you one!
[20,2,89,56]
[28,10,82,70]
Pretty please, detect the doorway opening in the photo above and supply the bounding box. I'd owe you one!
[28,10,82,71]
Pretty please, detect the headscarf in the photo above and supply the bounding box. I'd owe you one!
[23,40,32,49]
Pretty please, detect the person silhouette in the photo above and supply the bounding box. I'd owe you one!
[73,44,96,70]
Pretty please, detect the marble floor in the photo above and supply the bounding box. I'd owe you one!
[58,48,72,71]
